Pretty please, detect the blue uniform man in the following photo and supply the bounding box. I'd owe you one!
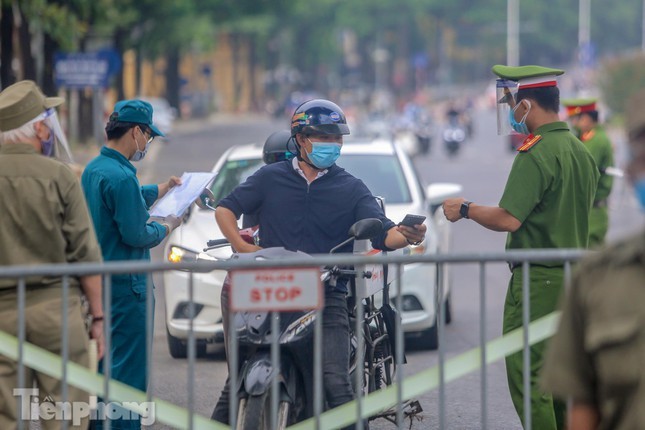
[82,100,183,429]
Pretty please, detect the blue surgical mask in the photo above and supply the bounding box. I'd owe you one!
[307,139,341,169]
[131,141,149,162]
[509,100,531,135]
[634,177,645,211]
[131,128,152,162]
[40,128,55,157]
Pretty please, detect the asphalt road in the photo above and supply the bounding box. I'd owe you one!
[139,108,643,430]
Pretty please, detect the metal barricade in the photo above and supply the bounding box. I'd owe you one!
[0,248,587,429]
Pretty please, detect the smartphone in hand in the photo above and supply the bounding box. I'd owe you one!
[399,214,426,227]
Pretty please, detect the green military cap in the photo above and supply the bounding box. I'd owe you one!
[561,98,597,116]
[0,80,64,131]
[492,65,564,89]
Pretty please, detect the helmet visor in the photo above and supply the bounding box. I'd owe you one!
[304,123,350,136]
[496,79,519,136]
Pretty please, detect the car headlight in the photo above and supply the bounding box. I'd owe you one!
[168,245,199,263]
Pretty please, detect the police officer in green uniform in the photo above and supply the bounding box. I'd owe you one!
[443,65,599,430]
[562,98,615,247]
[541,89,645,430]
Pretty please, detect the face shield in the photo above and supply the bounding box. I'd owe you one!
[34,108,73,163]
[496,79,519,135]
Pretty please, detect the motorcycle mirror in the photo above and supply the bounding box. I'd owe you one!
[329,218,383,254]
[195,188,216,211]
[348,218,383,240]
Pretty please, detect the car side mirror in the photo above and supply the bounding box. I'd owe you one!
[426,182,463,213]
[195,188,216,211]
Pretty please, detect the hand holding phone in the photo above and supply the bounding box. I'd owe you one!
[398,214,426,228]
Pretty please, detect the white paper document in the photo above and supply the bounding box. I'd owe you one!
[149,172,215,218]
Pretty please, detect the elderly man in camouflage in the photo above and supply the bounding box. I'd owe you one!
[0,80,104,429]
[541,90,645,429]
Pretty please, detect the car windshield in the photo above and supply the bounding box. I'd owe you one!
[209,158,263,204]
[338,154,411,204]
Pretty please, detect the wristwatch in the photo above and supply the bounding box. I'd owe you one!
[459,201,472,219]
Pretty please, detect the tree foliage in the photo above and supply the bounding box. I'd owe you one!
[3,0,645,103]
[598,52,645,116]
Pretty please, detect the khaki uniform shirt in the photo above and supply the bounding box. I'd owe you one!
[0,143,102,289]
[499,121,599,255]
[541,230,645,429]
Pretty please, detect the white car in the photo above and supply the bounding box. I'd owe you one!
[163,138,462,357]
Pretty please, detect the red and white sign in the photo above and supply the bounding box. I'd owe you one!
[229,267,322,311]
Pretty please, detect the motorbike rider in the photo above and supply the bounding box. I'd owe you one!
[212,99,426,428]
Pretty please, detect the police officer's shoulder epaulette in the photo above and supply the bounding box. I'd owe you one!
[517,134,542,152]
[580,129,595,142]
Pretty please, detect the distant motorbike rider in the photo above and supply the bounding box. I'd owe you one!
[211,99,426,428]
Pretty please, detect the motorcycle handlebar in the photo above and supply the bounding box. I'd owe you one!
[206,238,230,247]
[325,267,372,279]
[201,243,372,280]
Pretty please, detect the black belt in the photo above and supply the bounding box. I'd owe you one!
[593,199,608,208]
[508,262,564,272]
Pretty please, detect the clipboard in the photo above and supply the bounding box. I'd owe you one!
[149,172,216,218]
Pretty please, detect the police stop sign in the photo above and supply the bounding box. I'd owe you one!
[229,267,322,311]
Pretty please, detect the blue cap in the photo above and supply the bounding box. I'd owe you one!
[110,99,164,137]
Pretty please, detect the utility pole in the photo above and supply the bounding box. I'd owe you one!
[507,0,519,66]
[642,0,645,51]
[579,0,591,68]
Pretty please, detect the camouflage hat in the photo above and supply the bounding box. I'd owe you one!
[0,80,64,131]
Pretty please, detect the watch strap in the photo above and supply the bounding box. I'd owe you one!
[460,201,472,219]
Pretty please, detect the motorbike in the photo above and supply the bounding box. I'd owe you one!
[442,117,466,158]
[413,112,434,155]
[205,219,398,429]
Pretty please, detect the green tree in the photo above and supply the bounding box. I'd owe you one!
[598,52,645,116]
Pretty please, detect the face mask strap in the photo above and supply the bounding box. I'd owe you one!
[512,99,531,123]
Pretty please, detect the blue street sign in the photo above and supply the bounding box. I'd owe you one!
[54,50,122,89]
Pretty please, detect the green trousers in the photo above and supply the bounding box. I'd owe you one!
[588,206,609,249]
[503,266,566,430]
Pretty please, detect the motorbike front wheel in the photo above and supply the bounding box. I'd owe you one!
[238,393,291,430]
